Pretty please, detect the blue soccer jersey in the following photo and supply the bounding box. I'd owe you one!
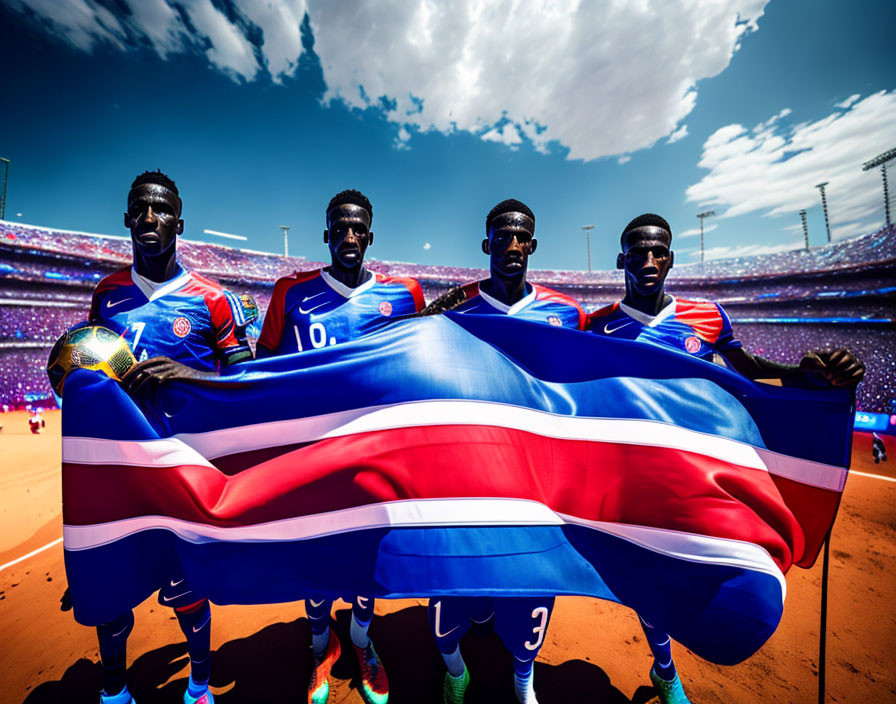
[452,281,585,329]
[89,265,253,371]
[256,268,424,356]
[585,296,742,360]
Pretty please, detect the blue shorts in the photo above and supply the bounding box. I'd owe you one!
[427,596,555,661]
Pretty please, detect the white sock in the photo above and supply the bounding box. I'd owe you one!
[514,668,538,704]
[350,614,371,648]
[441,646,466,678]
[312,627,330,655]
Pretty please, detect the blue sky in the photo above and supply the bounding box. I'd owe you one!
[2,0,894,271]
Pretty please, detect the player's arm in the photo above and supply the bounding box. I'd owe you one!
[418,285,469,316]
[721,347,865,387]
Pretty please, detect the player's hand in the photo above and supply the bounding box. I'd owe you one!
[121,356,216,395]
[419,286,468,316]
[799,349,865,387]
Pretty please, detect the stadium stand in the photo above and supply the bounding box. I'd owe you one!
[2,220,894,415]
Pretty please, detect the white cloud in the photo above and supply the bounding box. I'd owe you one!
[667,124,689,143]
[686,90,896,239]
[423,242,431,250]
[10,1,770,160]
[481,123,523,148]
[677,223,718,238]
[617,155,632,165]
[308,0,769,161]
[9,0,307,82]
[835,94,861,110]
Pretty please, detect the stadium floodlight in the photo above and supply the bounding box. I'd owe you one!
[0,158,9,221]
[799,209,809,250]
[279,225,291,258]
[581,225,595,273]
[862,147,896,228]
[203,229,247,241]
[696,210,715,268]
[815,182,832,242]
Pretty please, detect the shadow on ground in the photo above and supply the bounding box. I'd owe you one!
[24,605,656,703]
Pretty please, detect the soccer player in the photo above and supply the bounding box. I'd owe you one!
[257,189,424,704]
[86,170,255,704]
[587,213,865,704]
[426,199,584,704]
[872,432,888,464]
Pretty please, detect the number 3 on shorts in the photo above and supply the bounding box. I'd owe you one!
[524,606,549,650]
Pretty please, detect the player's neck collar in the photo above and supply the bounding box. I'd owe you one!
[320,267,376,299]
[478,280,536,315]
[130,264,190,302]
[619,296,676,328]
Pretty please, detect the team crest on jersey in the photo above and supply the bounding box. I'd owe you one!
[172,316,192,338]
[685,336,701,353]
[547,315,562,327]
[379,300,393,317]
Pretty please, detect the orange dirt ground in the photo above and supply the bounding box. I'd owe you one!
[1,410,894,703]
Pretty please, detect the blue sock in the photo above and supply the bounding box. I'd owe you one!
[350,614,371,648]
[640,616,676,680]
[175,600,211,686]
[97,610,134,696]
[513,657,536,703]
[441,646,466,678]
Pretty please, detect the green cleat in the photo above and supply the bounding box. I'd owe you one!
[650,667,692,704]
[443,666,470,704]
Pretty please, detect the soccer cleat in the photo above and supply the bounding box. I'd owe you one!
[352,640,390,704]
[308,633,341,704]
[650,667,692,704]
[442,666,470,704]
[183,680,215,704]
[100,687,135,704]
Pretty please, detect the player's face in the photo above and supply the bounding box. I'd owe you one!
[484,211,537,276]
[325,204,373,269]
[124,184,183,256]
[619,226,673,296]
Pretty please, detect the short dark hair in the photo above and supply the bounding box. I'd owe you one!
[130,170,179,196]
[327,189,372,220]
[486,199,534,232]
[621,213,671,247]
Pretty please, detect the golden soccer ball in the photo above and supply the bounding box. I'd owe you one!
[46,325,136,395]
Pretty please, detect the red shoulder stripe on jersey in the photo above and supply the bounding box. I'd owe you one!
[532,284,586,329]
[584,302,620,331]
[90,267,132,319]
[675,298,725,344]
[460,281,481,301]
[257,270,322,351]
[376,274,425,312]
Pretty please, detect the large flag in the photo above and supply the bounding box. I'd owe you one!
[61,314,854,665]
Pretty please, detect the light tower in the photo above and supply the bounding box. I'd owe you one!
[696,210,715,267]
[815,182,832,242]
[0,158,9,221]
[279,225,291,258]
[581,225,595,273]
[862,147,896,228]
[799,209,809,249]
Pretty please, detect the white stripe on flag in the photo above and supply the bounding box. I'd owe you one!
[63,437,214,468]
[62,497,784,597]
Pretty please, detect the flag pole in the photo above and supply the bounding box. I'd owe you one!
[818,534,831,704]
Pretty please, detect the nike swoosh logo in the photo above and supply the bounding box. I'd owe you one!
[308,599,325,608]
[105,298,132,308]
[299,292,330,314]
[193,616,211,633]
[434,623,459,638]
[604,320,634,334]
[111,624,130,637]
[161,591,190,602]
[170,578,185,587]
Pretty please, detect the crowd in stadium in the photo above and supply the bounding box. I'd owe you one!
[1,219,894,415]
